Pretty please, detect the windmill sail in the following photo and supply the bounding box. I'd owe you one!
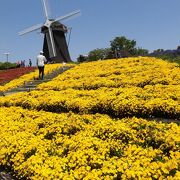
[19,23,43,36]
[48,27,57,57]
[45,32,54,58]
[54,10,81,22]
[42,0,49,19]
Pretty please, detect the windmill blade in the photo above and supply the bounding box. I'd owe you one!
[67,27,72,31]
[67,27,72,47]
[45,32,54,58]
[19,23,43,36]
[42,0,50,20]
[54,10,81,22]
[48,27,57,57]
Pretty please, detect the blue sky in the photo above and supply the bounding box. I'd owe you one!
[0,0,180,65]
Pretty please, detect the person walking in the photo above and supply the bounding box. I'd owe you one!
[37,51,47,80]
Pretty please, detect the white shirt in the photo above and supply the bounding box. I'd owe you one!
[37,54,47,67]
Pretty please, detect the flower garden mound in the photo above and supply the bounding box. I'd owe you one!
[0,107,179,179]
[0,57,179,179]
[0,57,179,120]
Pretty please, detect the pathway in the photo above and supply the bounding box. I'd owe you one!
[1,66,70,96]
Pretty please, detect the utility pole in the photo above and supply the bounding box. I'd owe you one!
[4,52,10,62]
[4,52,10,70]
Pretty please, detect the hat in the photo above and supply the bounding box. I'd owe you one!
[40,51,44,54]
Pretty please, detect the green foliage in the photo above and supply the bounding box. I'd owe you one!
[77,55,88,63]
[0,62,17,70]
[110,36,137,56]
[87,48,111,61]
[152,55,180,65]
[77,36,149,62]
[110,37,149,58]
[88,48,104,61]
[134,48,149,56]
[150,47,180,65]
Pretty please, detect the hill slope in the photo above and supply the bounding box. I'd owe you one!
[0,57,179,179]
[1,57,179,119]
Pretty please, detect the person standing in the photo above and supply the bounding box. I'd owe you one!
[29,59,32,67]
[37,51,47,80]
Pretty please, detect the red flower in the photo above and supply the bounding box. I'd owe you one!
[0,67,36,84]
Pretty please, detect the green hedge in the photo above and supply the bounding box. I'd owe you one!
[0,62,17,70]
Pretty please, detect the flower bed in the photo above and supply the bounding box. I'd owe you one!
[37,57,180,91]
[0,107,179,179]
[0,85,179,119]
[0,57,179,179]
[0,67,36,85]
[0,57,179,119]
[0,64,74,92]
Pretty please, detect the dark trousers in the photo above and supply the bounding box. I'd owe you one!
[38,66,44,79]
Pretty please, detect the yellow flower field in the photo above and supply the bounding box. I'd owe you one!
[0,107,179,179]
[0,57,179,119]
[0,85,179,119]
[0,57,179,179]
[38,57,180,91]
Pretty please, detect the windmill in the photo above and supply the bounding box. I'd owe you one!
[19,0,80,63]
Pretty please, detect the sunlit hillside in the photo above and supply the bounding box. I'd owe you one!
[0,57,179,179]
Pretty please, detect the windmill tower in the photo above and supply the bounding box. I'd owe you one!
[19,0,80,63]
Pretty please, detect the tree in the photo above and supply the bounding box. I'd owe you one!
[77,36,150,63]
[104,48,114,59]
[77,55,88,63]
[88,48,110,61]
[134,48,149,56]
[153,49,164,54]
[110,36,137,57]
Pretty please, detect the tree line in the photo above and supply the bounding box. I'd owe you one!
[77,36,148,62]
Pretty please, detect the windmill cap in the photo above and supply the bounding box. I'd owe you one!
[40,51,44,54]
